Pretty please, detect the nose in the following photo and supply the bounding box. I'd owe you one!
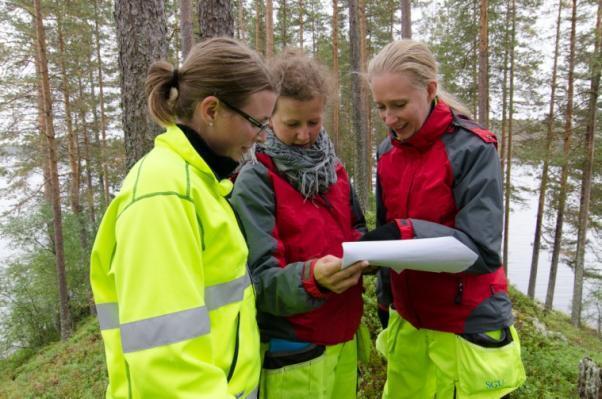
[296,127,311,143]
[256,129,268,143]
[383,110,397,126]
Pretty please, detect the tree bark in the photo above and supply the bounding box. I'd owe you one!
[34,0,73,340]
[572,0,601,326]
[478,0,489,128]
[529,0,563,299]
[348,0,369,210]
[331,0,340,154]
[115,0,168,170]
[358,0,371,191]
[502,0,516,273]
[400,0,411,38]
[500,0,511,182]
[299,0,304,49]
[280,0,288,46]
[199,0,234,40]
[255,0,263,53]
[265,0,273,57]
[77,75,97,228]
[546,0,577,311]
[180,0,194,59]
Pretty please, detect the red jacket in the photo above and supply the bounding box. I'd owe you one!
[376,100,513,334]
[231,152,365,345]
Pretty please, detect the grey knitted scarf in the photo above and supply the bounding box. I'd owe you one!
[259,128,338,199]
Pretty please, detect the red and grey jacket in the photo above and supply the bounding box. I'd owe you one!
[376,100,513,334]
[231,152,366,345]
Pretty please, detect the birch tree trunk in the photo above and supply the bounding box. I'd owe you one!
[571,0,601,325]
[115,0,168,169]
[546,0,577,311]
[34,0,73,340]
[529,0,563,299]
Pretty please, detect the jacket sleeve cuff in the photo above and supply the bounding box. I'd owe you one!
[395,219,415,239]
[302,259,330,299]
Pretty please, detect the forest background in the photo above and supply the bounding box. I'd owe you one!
[0,0,600,397]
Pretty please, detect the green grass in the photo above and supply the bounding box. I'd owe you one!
[0,286,600,399]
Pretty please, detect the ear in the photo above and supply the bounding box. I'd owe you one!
[426,80,438,102]
[195,96,220,125]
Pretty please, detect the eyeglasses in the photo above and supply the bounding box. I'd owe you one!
[218,98,270,135]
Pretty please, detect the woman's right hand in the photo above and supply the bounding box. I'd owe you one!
[313,255,369,294]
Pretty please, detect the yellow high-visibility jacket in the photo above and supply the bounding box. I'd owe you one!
[90,125,260,399]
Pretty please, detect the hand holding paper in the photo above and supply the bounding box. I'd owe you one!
[342,236,478,274]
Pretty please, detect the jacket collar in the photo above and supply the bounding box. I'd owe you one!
[390,100,454,152]
[154,124,238,195]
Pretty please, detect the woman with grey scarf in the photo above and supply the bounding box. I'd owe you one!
[231,49,369,399]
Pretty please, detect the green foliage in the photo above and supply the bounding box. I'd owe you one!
[0,205,92,355]
[0,318,107,399]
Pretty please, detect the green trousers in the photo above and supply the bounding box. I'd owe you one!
[377,310,526,399]
[259,336,358,399]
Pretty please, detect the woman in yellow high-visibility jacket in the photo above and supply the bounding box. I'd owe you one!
[90,37,278,399]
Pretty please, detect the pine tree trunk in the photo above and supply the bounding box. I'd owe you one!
[571,0,601,326]
[502,0,516,273]
[546,0,577,311]
[500,1,511,183]
[199,0,234,39]
[180,0,194,59]
[255,0,262,53]
[400,0,411,38]
[93,0,110,207]
[77,76,97,228]
[529,0,563,299]
[358,0,371,191]
[478,0,489,128]
[280,0,288,46]
[299,0,304,49]
[34,0,73,340]
[236,0,245,40]
[265,0,273,57]
[348,0,369,210]
[331,0,340,154]
[115,0,168,170]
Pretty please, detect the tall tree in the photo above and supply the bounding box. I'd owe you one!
[478,0,489,128]
[331,0,340,153]
[299,0,304,48]
[546,0,578,311]
[401,0,411,38]
[572,0,601,326]
[358,0,372,191]
[115,0,168,169]
[349,0,369,209]
[502,0,516,272]
[279,0,289,47]
[93,0,110,207]
[180,0,194,59]
[34,0,73,340]
[266,0,274,57]
[529,0,563,299]
[199,0,234,39]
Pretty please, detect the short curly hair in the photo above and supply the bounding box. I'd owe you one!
[269,48,331,105]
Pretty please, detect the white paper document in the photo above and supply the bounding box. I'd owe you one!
[342,236,478,273]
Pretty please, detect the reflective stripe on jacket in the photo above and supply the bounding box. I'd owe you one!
[90,125,260,399]
[376,100,513,334]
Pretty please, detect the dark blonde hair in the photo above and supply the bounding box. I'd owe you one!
[367,39,471,116]
[268,48,331,106]
[146,37,278,126]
